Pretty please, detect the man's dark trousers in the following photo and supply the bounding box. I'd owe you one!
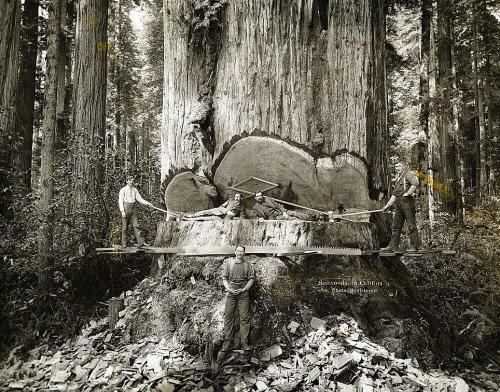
[223,291,250,348]
[122,202,144,247]
[389,196,420,249]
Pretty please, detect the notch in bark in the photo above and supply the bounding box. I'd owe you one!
[318,0,329,31]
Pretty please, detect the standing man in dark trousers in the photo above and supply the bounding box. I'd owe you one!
[381,161,420,253]
[218,246,255,362]
[118,176,153,247]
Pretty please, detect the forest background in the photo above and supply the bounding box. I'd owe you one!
[0,0,499,374]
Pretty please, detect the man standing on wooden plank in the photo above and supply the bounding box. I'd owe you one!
[381,161,421,253]
[218,246,255,362]
[118,176,153,247]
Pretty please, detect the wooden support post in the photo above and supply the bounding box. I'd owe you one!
[108,297,124,330]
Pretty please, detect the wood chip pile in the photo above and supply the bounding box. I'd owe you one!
[215,315,470,392]
[0,278,471,392]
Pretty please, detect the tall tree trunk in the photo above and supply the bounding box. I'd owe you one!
[112,0,125,166]
[14,0,39,193]
[38,0,63,291]
[419,0,432,220]
[0,0,21,219]
[71,0,109,241]
[427,20,438,226]
[486,61,495,195]
[451,25,464,224]
[55,0,69,151]
[436,0,456,213]
[472,11,486,199]
[477,77,486,198]
[127,118,136,174]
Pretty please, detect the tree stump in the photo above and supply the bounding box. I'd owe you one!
[108,297,124,330]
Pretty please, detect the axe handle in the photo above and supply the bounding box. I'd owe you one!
[330,208,385,218]
[150,205,180,216]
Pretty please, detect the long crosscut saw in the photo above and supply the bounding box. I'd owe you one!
[96,245,363,256]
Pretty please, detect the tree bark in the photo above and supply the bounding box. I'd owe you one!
[38,0,63,291]
[472,9,486,199]
[127,119,137,173]
[71,0,109,211]
[14,0,39,192]
[0,0,21,219]
[436,0,456,213]
[419,0,432,220]
[55,0,70,152]
[451,28,464,224]
[427,19,438,226]
[162,0,388,209]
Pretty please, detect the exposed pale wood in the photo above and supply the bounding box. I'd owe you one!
[164,171,218,213]
[216,136,371,210]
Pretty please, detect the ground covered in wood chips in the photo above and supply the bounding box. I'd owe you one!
[1,274,491,392]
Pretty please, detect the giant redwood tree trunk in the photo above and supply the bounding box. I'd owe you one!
[0,0,21,219]
[72,0,109,209]
[70,0,109,249]
[162,0,388,213]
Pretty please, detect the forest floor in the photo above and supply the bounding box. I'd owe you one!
[0,277,485,391]
[0,201,499,390]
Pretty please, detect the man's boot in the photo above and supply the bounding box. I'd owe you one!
[217,341,232,362]
[381,242,399,252]
[381,232,400,252]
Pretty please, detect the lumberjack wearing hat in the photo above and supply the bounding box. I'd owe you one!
[381,162,420,253]
[118,176,153,247]
[217,246,255,362]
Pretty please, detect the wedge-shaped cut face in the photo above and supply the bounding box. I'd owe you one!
[214,136,370,211]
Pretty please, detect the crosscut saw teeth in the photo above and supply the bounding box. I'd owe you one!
[96,246,363,256]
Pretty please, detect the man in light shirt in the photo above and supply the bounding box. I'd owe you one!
[118,176,153,247]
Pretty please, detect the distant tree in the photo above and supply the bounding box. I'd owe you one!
[38,0,64,290]
[436,0,457,213]
[0,0,21,219]
[14,0,39,193]
[107,0,141,172]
